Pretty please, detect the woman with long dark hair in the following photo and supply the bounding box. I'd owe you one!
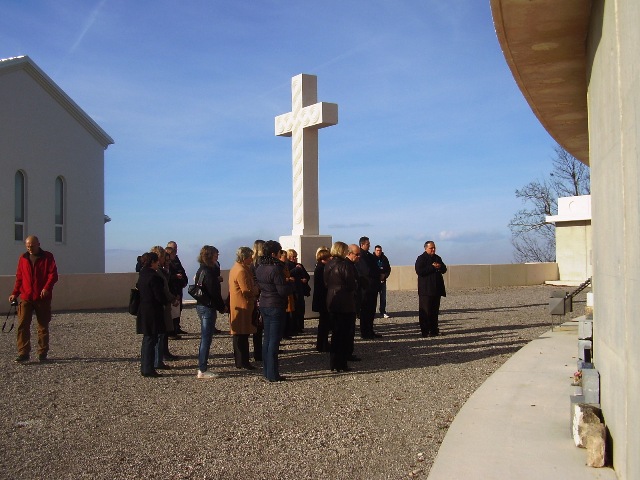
[251,240,265,362]
[254,240,293,382]
[312,248,331,352]
[136,252,168,377]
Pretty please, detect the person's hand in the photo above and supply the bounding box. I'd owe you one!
[40,289,49,299]
[301,278,308,284]
[9,295,16,303]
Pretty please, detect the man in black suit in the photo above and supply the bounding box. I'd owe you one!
[415,241,447,337]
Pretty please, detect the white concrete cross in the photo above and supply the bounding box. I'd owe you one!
[275,74,338,236]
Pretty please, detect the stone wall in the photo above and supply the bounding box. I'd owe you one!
[0,262,558,315]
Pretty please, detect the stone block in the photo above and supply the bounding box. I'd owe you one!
[578,339,592,362]
[572,403,602,447]
[569,394,585,433]
[577,360,594,370]
[584,423,607,467]
[579,318,593,339]
[581,368,600,404]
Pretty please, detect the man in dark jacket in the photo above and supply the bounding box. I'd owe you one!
[415,241,447,337]
[9,236,58,363]
[355,236,382,339]
[166,241,188,334]
[374,245,392,318]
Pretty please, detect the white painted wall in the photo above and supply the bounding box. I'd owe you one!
[0,58,112,274]
[547,195,592,282]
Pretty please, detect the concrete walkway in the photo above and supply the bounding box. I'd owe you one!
[427,322,617,480]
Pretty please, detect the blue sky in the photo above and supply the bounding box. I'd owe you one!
[2,0,556,275]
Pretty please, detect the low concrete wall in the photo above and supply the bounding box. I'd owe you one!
[0,262,558,314]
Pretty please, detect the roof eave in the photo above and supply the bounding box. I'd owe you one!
[490,0,591,165]
[0,55,114,149]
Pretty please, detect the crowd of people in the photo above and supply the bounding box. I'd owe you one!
[7,236,448,381]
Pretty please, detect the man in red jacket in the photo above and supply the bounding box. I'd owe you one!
[9,236,58,363]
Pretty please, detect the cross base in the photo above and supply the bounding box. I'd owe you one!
[279,234,333,270]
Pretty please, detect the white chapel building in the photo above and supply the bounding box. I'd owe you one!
[0,56,113,274]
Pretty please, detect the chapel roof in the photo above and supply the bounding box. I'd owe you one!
[0,55,114,148]
[490,0,591,165]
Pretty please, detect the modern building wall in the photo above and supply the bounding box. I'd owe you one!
[554,222,592,282]
[587,0,640,477]
[546,195,592,282]
[0,57,112,275]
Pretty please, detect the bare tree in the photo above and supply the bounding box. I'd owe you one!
[509,145,590,263]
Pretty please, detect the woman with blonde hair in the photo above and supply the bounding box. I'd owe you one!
[193,245,226,379]
[228,246,259,369]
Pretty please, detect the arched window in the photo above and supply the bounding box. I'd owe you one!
[14,171,25,241]
[55,176,64,243]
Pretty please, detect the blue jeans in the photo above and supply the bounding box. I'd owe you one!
[141,334,158,375]
[196,305,217,372]
[154,333,166,368]
[261,306,286,381]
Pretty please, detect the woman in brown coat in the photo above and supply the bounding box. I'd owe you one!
[229,246,259,369]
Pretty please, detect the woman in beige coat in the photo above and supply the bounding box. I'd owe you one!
[229,247,259,369]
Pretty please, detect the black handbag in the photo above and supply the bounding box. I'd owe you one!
[129,288,140,315]
[188,269,209,303]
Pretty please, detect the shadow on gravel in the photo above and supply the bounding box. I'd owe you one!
[274,317,544,381]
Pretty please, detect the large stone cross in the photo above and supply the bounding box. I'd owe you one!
[275,74,338,236]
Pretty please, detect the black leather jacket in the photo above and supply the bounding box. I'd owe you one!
[324,257,358,313]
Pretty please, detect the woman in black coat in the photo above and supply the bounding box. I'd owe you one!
[324,242,358,372]
[312,248,331,352]
[136,252,168,377]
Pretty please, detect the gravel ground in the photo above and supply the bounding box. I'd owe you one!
[0,285,588,480]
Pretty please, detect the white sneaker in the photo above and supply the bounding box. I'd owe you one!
[383,313,390,319]
[197,370,217,379]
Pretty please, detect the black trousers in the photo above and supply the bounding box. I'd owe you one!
[316,311,331,351]
[232,334,251,367]
[359,288,378,337]
[293,295,306,332]
[418,295,441,335]
[253,326,263,361]
[330,312,355,370]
